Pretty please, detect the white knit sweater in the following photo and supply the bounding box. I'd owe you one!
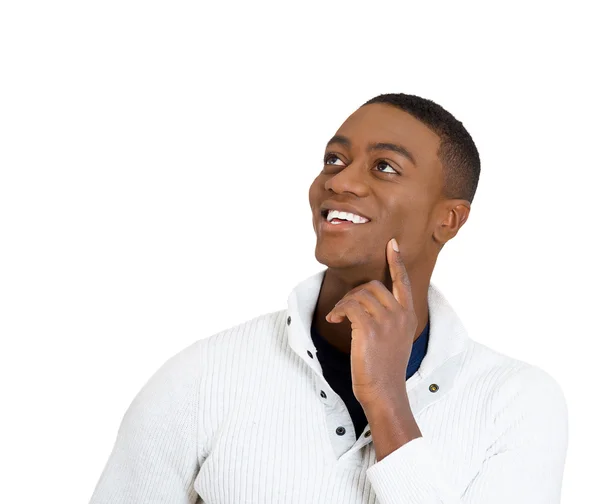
[89,268,569,504]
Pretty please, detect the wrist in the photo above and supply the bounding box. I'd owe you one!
[362,390,411,417]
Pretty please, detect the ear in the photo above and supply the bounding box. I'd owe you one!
[433,200,470,246]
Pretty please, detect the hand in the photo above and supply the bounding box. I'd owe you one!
[325,238,418,410]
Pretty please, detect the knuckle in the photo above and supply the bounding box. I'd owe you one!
[357,288,372,299]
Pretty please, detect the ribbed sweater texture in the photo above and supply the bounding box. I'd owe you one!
[89,269,568,503]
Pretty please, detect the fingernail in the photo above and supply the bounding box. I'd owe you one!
[391,238,399,252]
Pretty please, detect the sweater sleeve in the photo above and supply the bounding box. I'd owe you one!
[365,365,569,504]
[89,340,205,504]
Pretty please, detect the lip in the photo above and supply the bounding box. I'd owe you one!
[318,212,371,232]
[320,202,371,221]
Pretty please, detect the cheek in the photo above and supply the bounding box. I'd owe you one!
[308,176,322,208]
[387,202,429,242]
[398,209,436,259]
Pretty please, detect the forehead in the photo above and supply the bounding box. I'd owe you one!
[335,103,441,164]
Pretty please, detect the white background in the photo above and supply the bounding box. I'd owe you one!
[1,1,598,502]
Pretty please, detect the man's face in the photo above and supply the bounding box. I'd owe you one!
[308,103,444,269]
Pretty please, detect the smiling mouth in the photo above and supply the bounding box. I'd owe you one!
[319,209,371,226]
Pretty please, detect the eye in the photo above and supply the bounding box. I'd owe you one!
[375,160,399,174]
[324,153,345,166]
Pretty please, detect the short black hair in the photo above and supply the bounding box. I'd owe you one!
[362,93,480,204]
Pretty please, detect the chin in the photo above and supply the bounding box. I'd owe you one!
[314,244,370,269]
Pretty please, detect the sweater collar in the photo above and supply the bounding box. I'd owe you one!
[286,268,471,384]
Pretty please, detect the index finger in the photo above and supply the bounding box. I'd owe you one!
[387,238,415,312]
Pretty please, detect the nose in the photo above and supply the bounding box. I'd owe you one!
[323,160,369,197]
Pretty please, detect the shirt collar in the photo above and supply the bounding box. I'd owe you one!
[286,268,471,381]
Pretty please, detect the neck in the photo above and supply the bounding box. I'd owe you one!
[313,264,431,354]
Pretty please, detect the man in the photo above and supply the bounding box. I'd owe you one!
[89,93,568,504]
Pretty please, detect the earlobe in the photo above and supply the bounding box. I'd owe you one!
[432,219,454,246]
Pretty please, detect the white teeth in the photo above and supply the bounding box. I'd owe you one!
[326,209,369,224]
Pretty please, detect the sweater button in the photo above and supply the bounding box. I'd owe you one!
[429,383,439,393]
[320,390,327,399]
[307,350,313,358]
[336,426,346,436]
[287,316,291,325]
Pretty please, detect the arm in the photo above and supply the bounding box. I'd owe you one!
[365,365,569,504]
[89,340,205,504]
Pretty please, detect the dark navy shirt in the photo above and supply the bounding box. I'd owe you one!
[310,310,430,439]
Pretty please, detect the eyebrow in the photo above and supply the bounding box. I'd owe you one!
[325,134,417,166]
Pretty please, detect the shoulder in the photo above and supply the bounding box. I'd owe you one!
[456,341,569,460]
[128,338,207,411]
[468,340,564,388]
[122,307,285,409]
[196,308,288,351]
[462,340,568,422]
[160,309,290,378]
